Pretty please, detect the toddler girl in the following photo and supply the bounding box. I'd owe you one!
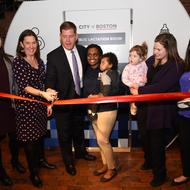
[122,42,148,115]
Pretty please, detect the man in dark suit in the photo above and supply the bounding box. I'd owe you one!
[45,21,96,176]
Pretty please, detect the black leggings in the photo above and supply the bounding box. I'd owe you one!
[23,139,41,175]
[8,132,19,163]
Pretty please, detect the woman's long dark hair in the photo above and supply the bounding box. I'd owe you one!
[16,29,40,60]
[154,33,183,65]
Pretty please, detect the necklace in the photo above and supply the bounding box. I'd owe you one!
[24,57,38,69]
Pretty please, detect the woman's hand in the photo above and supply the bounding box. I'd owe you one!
[24,86,58,102]
[46,88,58,100]
[39,88,58,102]
[47,105,53,117]
[40,91,57,102]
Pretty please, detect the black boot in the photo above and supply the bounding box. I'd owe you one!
[24,141,43,188]
[0,149,13,186]
[11,160,26,173]
[150,174,166,187]
[30,169,43,188]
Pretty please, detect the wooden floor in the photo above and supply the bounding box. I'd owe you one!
[1,139,190,190]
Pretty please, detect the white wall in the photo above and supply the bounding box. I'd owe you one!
[5,0,190,62]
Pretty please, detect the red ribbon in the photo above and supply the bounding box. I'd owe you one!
[0,92,49,106]
[1,92,190,106]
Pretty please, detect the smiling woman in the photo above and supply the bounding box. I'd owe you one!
[19,34,39,69]
[130,33,184,187]
[12,29,57,188]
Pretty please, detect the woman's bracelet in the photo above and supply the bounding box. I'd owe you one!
[39,90,44,97]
